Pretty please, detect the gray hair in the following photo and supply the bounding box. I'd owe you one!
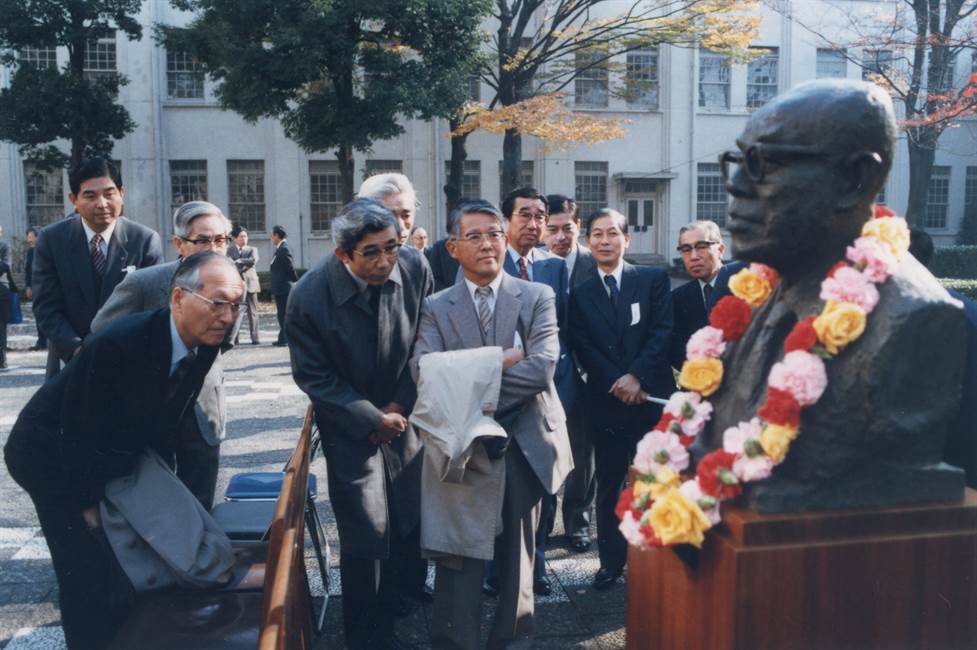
[332,198,401,254]
[679,220,724,247]
[357,173,418,206]
[171,251,240,292]
[172,201,232,238]
[585,208,628,235]
[448,200,507,238]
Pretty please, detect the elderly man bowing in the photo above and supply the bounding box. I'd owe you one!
[286,198,433,649]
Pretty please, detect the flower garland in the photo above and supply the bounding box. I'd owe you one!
[617,209,911,549]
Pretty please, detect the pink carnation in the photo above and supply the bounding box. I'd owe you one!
[846,236,897,283]
[819,266,880,312]
[733,454,774,482]
[767,351,828,407]
[618,510,647,546]
[722,418,763,455]
[633,430,690,475]
[686,326,727,361]
[679,479,721,525]
[663,391,714,438]
[749,263,780,288]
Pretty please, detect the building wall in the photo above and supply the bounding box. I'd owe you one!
[2,0,975,270]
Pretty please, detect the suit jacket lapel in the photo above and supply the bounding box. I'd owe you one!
[101,219,130,304]
[616,263,639,338]
[587,276,617,333]
[447,282,490,349]
[503,254,517,278]
[494,274,521,348]
[69,217,99,309]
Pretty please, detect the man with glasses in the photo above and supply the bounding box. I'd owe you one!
[287,198,433,649]
[668,220,743,369]
[5,252,242,649]
[91,201,236,509]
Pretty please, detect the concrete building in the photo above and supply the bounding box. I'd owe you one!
[2,0,975,272]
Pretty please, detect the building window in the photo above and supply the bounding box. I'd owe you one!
[24,162,64,228]
[625,49,659,109]
[169,160,208,215]
[497,161,534,201]
[83,30,117,82]
[699,50,730,110]
[924,165,951,229]
[19,46,57,69]
[816,48,846,79]
[310,160,342,234]
[364,159,403,179]
[166,50,205,99]
[227,160,266,232]
[445,160,481,200]
[862,49,893,82]
[574,51,609,108]
[746,47,778,109]
[697,162,728,227]
[574,161,608,220]
[623,180,656,228]
[965,166,977,208]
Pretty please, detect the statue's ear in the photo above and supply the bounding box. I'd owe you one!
[837,151,884,209]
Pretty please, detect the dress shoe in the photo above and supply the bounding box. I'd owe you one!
[482,577,499,597]
[393,596,415,618]
[273,341,287,347]
[533,575,552,596]
[592,567,622,591]
[570,537,592,553]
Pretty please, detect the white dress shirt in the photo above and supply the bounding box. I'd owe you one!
[81,219,116,259]
[464,271,505,316]
[507,246,543,281]
[597,260,624,297]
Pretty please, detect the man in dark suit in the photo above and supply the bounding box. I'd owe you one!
[228,227,261,344]
[668,220,743,370]
[425,230,461,292]
[24,227,47,351]
[287,199,433,649]
[91,201,235,509]
[0,225,9,368]
[4,252,243,650]
[543,194,598,552]
[31,158,163,378]
[270,224,298,346]
[568,208,673,590]
[412,199,572,649]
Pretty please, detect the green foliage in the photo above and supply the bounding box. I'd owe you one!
[930,246,977,280]
[0,0,143,168]
[941,279,977,302]
[957,204,977,246]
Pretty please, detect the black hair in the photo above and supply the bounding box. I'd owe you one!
[501,187,549,220]
[545,194,578,223]
[909,228,935,267]
[272,225,287,239]
[69,157,122,195]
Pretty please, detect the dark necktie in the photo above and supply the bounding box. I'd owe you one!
[518,257,529,281]
[90,233,106,275]
[166,350,197,403]
[703,282,713,309]
[368,284,382,314]
[604,274,620,308]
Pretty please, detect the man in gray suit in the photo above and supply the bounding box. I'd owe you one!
[412,199,573,650]
[287,199,433,649]
[91,201,234,509]
[32,158,163,377]
[228,227,260,344]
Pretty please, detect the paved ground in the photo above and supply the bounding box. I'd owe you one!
[0,311,627,649]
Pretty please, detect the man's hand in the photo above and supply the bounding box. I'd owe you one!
[25,287,32,300]
[502,347,525,371]
[372,412,407,445]
[610,373,644,405]
[81,505,101,529]
[381,402,405,415]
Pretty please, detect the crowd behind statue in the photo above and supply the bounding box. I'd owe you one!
[2,79,976,650]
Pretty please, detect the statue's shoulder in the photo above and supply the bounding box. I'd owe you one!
[884,255,961,315]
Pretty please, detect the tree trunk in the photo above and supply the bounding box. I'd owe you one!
[444,118,469,219]
[337,144,355,203]
[67,12,87,170]
[904,130,937,228]
[501,128,522,199]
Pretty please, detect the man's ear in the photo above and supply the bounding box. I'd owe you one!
[171,236,184,255]
[334,246,351,264]
[837,151,884,210]
[446,239,459,261]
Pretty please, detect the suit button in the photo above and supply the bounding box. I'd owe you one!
[147,575,157,586]
[126,539,137,549]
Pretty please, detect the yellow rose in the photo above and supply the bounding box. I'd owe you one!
[679,357,724,396]
[728,268,773,307]
[759,423,798,462]
[861,217,910,256]
[650,466,681,497]
[813,301,866,355]
[648,487,713,548]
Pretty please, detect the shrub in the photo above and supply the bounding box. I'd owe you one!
[930,246,977,279]
[941,279,977,302]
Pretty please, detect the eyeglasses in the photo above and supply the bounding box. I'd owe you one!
[677,241,719,255]
[719,143,834,185]
[457,230,506,245]
[181,288,243,314]
[351,243,402,262]
[181,235,232,247]
[515,209,546,223]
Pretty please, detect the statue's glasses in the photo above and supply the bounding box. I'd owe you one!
[719,143,832,185]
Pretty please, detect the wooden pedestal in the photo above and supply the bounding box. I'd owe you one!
[626,489,977,650]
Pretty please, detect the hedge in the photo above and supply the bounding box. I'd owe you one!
[941,279,977,302]
[930,246,977,280]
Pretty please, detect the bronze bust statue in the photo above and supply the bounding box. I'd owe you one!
[701,79,967,512]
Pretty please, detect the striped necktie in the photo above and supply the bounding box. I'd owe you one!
[518,257,529,281]
[90,233,106,275]
[476,286,493,336]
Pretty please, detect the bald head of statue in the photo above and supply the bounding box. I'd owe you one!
[723,80,897,281]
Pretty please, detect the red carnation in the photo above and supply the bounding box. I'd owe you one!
[679,434,695,448]
[784,316,818,353]
[758,387,801,427]
[828,261,849,278]
[709,296,753,342]
[615,487,637,521]
[639,524,662,546]
[654,412,677,432]
[696,450,742,500]
[873,205,896,219]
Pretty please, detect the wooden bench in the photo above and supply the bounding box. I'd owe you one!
[109,405,316,650]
